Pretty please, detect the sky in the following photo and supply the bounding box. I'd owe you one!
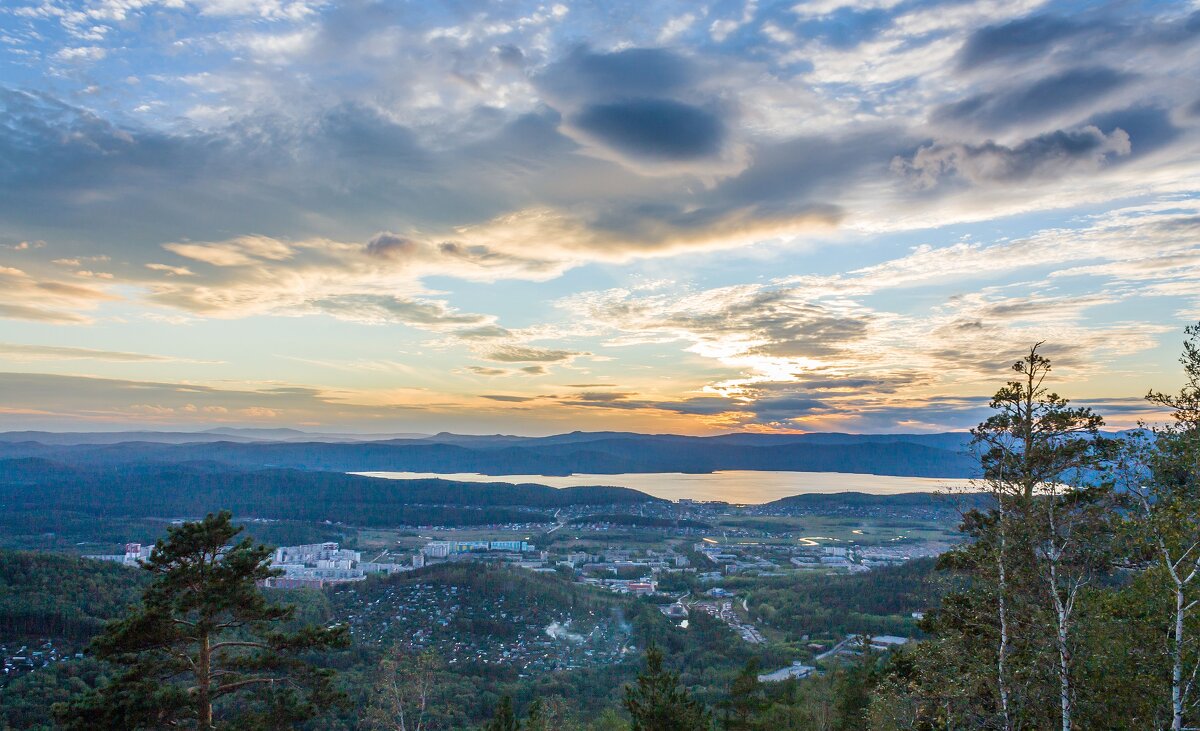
[1,0,1198,435]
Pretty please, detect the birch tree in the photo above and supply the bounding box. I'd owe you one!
[971,344,1107,731]
[1119,324,1200,731]
[361,647,445,731]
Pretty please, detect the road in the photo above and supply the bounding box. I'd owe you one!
[688,599,765,644]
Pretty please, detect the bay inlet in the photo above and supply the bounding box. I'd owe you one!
[353,470,974,504]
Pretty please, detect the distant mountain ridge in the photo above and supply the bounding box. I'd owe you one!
[0,430,979,478]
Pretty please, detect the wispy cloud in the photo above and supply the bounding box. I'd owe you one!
[1,0,1197,431]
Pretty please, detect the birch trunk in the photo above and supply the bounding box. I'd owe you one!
[996,513,1012,731]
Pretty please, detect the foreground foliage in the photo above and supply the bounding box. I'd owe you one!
[53,511,348,730]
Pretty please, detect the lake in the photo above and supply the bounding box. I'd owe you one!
[353,470,975,504]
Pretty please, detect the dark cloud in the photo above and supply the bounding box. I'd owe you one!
[519,365,548,375]
[531,46,737,167]
[364,233,419,259]
[480,394,536,402]
[573,391,635,403]
[574,99,726,161]
[557,391,746,416]
[659,397,746,416]
[752,373,924,396]
[1085,106,1180,157]
[0,88,570,256]
[535,46,695,103]
[747,395,832,422]
[318,104,428,167]
[935,67,1134,131]
[714,129,900,209]
[496,44,525,67]
[894,126,1131,188]
[957,16,1096,70]
[466,366,509,376]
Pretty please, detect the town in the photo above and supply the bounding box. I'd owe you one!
[64,504,951,682]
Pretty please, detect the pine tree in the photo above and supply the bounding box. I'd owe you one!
[53,511,348,729]
[624,645,711,731]
[485,695,520,731]
[724,658,761,730]
[524,699,546,731]
[524,697,572,731]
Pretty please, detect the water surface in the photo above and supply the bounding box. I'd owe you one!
[354,470,973,504]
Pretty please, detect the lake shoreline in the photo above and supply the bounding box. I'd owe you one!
[353,470,977,505]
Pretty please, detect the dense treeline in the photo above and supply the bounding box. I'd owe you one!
[569,514,714,529]
[0,463,662,527]
[761,491,992,512]
[729,559,944,638]
[0,551,146,645]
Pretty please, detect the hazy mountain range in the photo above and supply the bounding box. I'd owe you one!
[0,430,977,478]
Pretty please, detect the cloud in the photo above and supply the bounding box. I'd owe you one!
[454,325,513,340]
[934,67,1134,131]
[146,263,196,276]
[0,343,204,363]
[482,345,580,363]
[163,236,296,267]
[535,46,696,103]
[893,126,1131,188]
[559,201,1198,428]
[0,265,118,324]
[0,372,353,424]
[564,284,872,361]
[2,0,1199,432]
[956,16,1099,70]
[532,45,740,172]
[555,391,752,417]
[363,233,420,260]
[573,99,726,161]
[466,366,509,376]
[0,303,91,324]
[309,295,486,328]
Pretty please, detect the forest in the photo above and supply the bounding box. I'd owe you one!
[2,325,1200,729]
[0,462,660,529]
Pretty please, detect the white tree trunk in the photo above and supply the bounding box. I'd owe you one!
[996,518,1013,731]
[1044,500,1075,731]
[1173,581,1185,731]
